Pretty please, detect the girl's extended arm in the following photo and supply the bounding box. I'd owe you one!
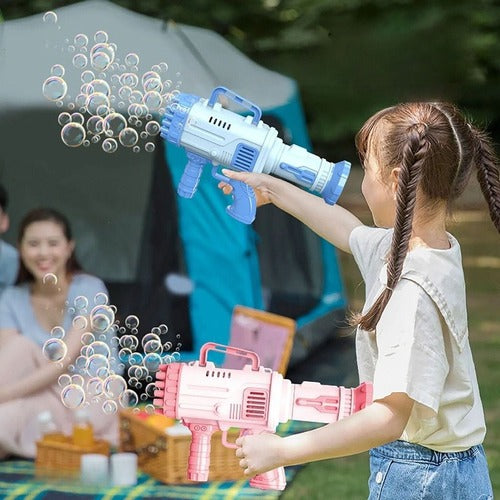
[236,392,414,476]
[220,169,362,253]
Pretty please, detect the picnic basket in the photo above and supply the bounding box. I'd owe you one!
[119,409,244,484]
[35,434,110,478]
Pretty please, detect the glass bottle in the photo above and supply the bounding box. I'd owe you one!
[72,408,94,448]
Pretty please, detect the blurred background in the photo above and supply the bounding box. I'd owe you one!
[2,0,500,158]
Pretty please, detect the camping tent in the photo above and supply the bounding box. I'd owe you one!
[0,0,348,379]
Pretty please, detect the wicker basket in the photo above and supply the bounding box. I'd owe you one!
[35,434,110,478]
[119,409,244,484]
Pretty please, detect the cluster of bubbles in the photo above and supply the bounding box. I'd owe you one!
[42,11,182,154]
[41,278,182,415]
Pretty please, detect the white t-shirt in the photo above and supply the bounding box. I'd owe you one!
[349,225,486,452]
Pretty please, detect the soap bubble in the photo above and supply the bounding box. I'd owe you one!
[94,30,108,43]
[142,71,160,86]
[145,383,157,398]
[88,341,111,358]
[143,91,162,110]
[58,374,71,387]
[119,389,138,408]
[118,347,132,363]
[119,335,138,351]
[103,374,127,398]
[132,145,140,153]
[43,11,58,24]
[71,374,85,386]
[143,353,162,372]
[159,62,168,72]
[129,352,143,366]
[103,113,127,137]
[74,33,88,47]
[81,332,95,345]
[90,43,114,71]
[72,53,88,69]
[73,315,88,330]
[90,305,115,333]
[51,326,65,339]
[142,333,160,347]
[87,377,103,396]
[42,76,67,101]
[145,142,155,153]
[50,64,65,77]
[120,73,139,88]
[42,273,58,285]
[61,123,86,147]
[118,127,138,147]
[74,295,89,310]
[61,384,85,409]
[94,292,109,305]
[129,90,143,105]
[88,79,111,96]
[87,115,104,135]
[125,53,139,66]
[118,86,132,100]
[103,400,118,414]
[86,354,109,377]
[42,338,67,362]
[70,112,85,125]
[86,92,109,114]
[125,315,139,329]
[145,121,160,136]
[144,340,163,356]
[144,78,162,93]
[102,137,118,153]
[81,70,95,83]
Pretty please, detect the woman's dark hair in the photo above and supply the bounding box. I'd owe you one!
[16,208,83,284]
[353,102,500,333]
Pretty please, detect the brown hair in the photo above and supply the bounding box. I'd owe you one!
[354,102,500,332]
[16,208,83,284]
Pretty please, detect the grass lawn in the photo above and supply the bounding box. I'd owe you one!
[283,207,500,499]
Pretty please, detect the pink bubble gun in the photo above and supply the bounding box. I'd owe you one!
[153,342,372,491]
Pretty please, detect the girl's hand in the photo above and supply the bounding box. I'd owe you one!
[217,169,274,207]
[235,432,285,477]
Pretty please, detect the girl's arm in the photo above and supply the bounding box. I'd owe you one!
[220,169,363,253]
[236,392,414,476]
[0,325,85,403]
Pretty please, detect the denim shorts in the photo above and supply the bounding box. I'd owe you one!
[368,440,493,500]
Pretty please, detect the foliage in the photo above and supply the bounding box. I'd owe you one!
[1,0,499,153]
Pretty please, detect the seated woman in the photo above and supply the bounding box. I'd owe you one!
[0,208,119,459]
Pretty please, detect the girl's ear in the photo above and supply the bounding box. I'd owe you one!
[389,167,401,200]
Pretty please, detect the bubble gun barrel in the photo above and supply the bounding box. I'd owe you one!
[160,87,351,224]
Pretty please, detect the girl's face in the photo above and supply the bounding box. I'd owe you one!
[20,220,74,283]
[361,148,397,228]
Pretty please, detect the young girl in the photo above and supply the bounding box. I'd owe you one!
[0,208,118,458]
[219,102,499,498]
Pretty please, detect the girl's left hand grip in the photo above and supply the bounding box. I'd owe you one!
[178,153,206,198]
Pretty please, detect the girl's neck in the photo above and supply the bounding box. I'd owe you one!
[409,216,450,251]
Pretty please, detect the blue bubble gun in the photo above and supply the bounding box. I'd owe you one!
[160,87,350,224]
